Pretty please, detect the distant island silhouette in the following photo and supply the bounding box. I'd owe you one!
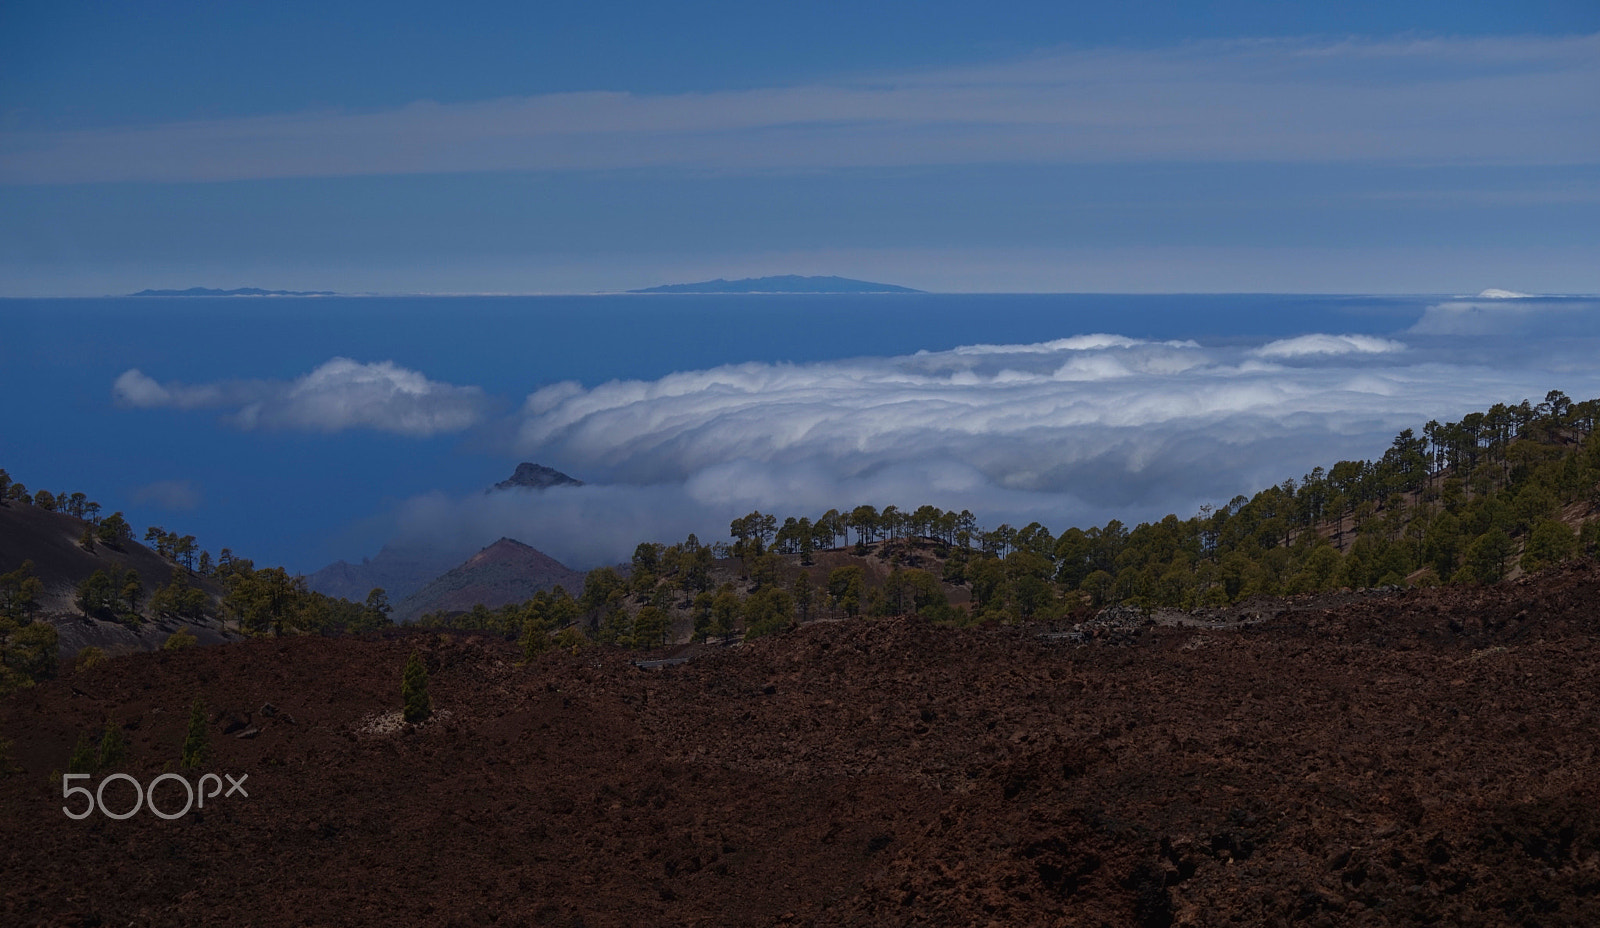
[130,287,337,297]
[629,275,920,294]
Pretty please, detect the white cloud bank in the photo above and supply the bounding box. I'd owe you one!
[508,335,1555,498]
[1408,295,1600,336]
[113,358,485,437]
[4,34,1597,184]
[374,321,1600,568]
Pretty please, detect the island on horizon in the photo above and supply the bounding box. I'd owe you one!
[628,275,921,294]
[129,287,338,297]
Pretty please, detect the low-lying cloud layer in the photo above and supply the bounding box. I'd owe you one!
[114,358,485,437]
[116,304,1600,569]
[509,332,1582,498]
[1408,294,1600,337]
[377,310,1600,568]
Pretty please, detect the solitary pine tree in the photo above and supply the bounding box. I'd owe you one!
[182,698,209,769]
[97,719,126,770]
[401,651,431,723]
[68,732,97,774]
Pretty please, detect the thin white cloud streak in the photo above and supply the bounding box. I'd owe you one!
[4,34,1597,185]
[113,358,485,437]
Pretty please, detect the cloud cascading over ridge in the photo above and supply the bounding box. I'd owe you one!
[4,34,1597,185]
[113,358,485,437]
[511,333,1587,500]
[365,320,1598,568]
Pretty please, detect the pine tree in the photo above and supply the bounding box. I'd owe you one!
[401,651,431,723]
[97,719,126,770]
[68,732,97,774]
[182,698,209,769]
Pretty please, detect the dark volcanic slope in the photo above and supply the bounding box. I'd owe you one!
[5,562,1600,926]
[0,503,182,614]
[1,503,236,656]
[392,537,585,623]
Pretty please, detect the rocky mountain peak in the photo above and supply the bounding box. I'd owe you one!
[493,463,583,491]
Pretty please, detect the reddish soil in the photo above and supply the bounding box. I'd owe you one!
[5,561,1600,926]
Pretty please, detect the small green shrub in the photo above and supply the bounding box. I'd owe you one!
[163,628,199,650]
[75,646,108,671]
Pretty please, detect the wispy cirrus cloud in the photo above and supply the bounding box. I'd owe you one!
[113,358,485,437]
[4,34,1596,185]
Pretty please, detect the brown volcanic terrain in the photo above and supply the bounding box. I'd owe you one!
[5,562,1600,926]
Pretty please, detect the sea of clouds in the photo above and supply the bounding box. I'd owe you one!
[116,295,1600,568]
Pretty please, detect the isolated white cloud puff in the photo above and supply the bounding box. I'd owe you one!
[114,358,485,437]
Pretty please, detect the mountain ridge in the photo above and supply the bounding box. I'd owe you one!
[392,537,584,623]
[309,463,584,601]
[304,544,461,603]
[129,287,336,297]
[629,275,920,294]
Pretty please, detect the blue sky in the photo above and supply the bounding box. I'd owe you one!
[3,1,1599,294]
